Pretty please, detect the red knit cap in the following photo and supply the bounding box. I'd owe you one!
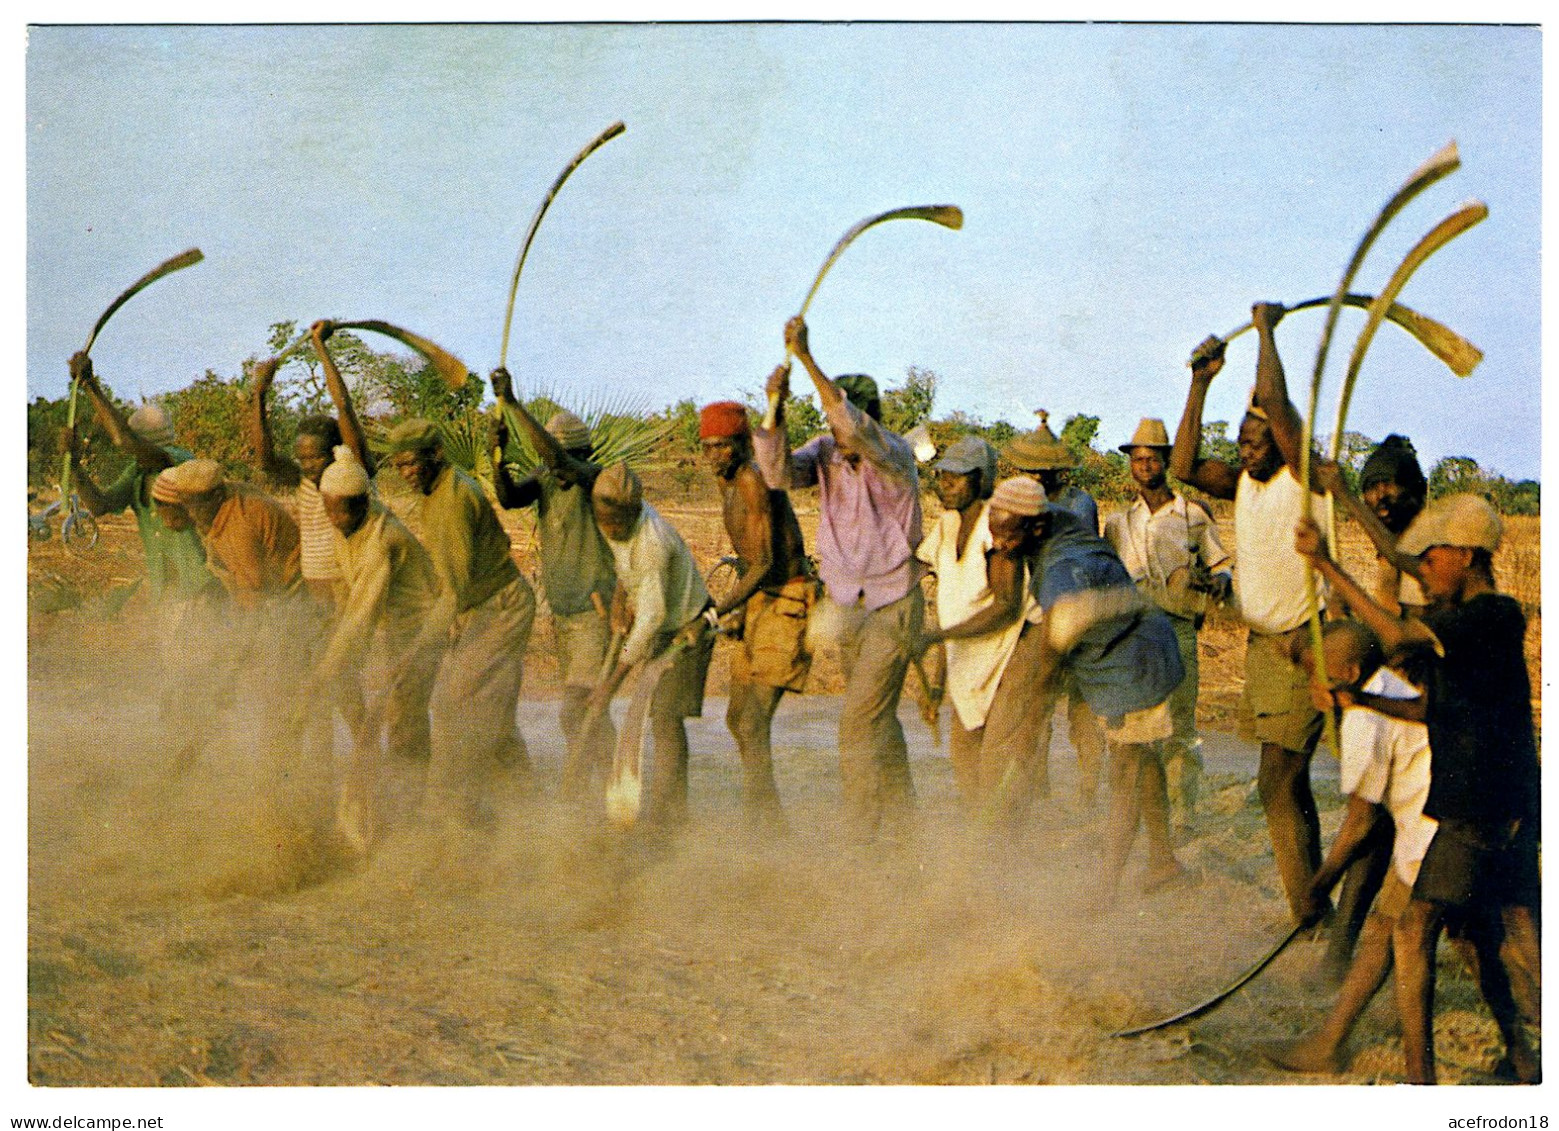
[699,401,751,440]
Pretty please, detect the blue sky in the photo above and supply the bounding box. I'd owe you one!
[26,23,1542,479]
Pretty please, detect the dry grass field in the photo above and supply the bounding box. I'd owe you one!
[24,470,1540,1094]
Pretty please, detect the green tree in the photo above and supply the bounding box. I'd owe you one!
[1428,455,1484,499]
[881,366,937,434]
[1200,421,1239,467]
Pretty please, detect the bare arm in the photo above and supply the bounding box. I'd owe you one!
[1169,336,1240,499]
[716,466,777,617]
[312,322,374,475]
[70,352,171,472]
[245,356,302,488]
[1294,517,1437,659]
[1250,303,1315,484]
[918,547,1026,650]
[489,366,593,482]
[1313,459,1424,585]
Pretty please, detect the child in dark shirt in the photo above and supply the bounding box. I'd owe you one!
[1295,493,1538,1084]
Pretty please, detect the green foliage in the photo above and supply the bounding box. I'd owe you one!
[784,393,826,448]
[881,366,937,434]
[159,370,252,473]
[27,393,129,489]
[1200,421,1239,467]
[1060,413,1100,453]
[500,390,675,480]
[1428,455,1484,498]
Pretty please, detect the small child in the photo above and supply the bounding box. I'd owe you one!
[1294,494,1539,1084]
[1261,619,1436,1074]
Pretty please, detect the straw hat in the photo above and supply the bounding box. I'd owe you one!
[1118,417,1171,453]
[1002,410,1076,471]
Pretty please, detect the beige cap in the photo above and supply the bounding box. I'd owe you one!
[1119,417,1171,452]
[592,460,643,509]
[152,458,222,503]
[1002,410,1076,471]
[545,410,592,450]
[384,418,441,454]
[1397,493,1503,555]
[128,403,176,447]
[319,446,370,497]
[989,475,1047,517]
[934,435,998,493]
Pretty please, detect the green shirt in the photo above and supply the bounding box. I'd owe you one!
[101,446,215,602]
[419,465,521,616]
[534,468,615,616]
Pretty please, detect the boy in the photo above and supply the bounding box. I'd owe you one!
[1294,496,1539,1083]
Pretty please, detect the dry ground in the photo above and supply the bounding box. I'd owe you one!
[24,474,1540,1092]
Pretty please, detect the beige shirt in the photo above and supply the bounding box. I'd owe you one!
[917,504,1033,730]
[1233,466,1327,634]
[605,501,710,667]
[317,501,440,681]
[1104,493,1230,618]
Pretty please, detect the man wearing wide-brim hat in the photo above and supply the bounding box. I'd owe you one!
[1104,417,1232,830]
[1001,410,1106,805]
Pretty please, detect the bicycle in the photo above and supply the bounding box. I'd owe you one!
[28,490,99,552]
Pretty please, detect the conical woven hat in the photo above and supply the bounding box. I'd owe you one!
[1002,410,1076,471]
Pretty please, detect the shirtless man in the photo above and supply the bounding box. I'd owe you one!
[700,395,812,828]
[1170,302,1330,924]
[247,321,376,608]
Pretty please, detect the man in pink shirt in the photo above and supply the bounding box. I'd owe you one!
[753,316,923,841]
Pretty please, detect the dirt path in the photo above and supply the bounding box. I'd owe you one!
[26,621,1518,1096]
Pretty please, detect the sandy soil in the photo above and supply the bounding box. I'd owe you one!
[23,488,1539,1099]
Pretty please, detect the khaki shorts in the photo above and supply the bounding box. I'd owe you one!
[731,578,817,693]
[554,607,612,689]
[1099,699,1173,746]
[1239,626,1322,753]
[650,625,717,720]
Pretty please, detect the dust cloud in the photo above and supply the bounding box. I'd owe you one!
[26,604,1513,1090]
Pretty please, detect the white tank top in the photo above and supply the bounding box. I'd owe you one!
[1233,465,1326,634]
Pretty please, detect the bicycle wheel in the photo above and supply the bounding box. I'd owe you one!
[62,510,99,552]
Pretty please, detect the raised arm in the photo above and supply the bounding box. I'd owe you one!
[1313,459,1424,587]
[752,361,818,489]
[1169,336,1240,500]
[490,366,594,485]
[312,322,374,476]
[785,316,913,481]
[1249,303,1315,483]
[245,355,302,488]
[1294,516,1437,659]
[70,352,171,472]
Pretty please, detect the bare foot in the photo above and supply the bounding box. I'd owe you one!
[1257,1037,1344,1075]
[1139,861,1189,894]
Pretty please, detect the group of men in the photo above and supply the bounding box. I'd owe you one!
[60,301,1538,1083]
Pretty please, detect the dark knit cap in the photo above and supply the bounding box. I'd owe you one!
[1358,434,1427,496]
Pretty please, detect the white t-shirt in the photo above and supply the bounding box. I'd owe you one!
[917,505,1033,731]
[1339,667,1437,885]
[1233,466,1327,634]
